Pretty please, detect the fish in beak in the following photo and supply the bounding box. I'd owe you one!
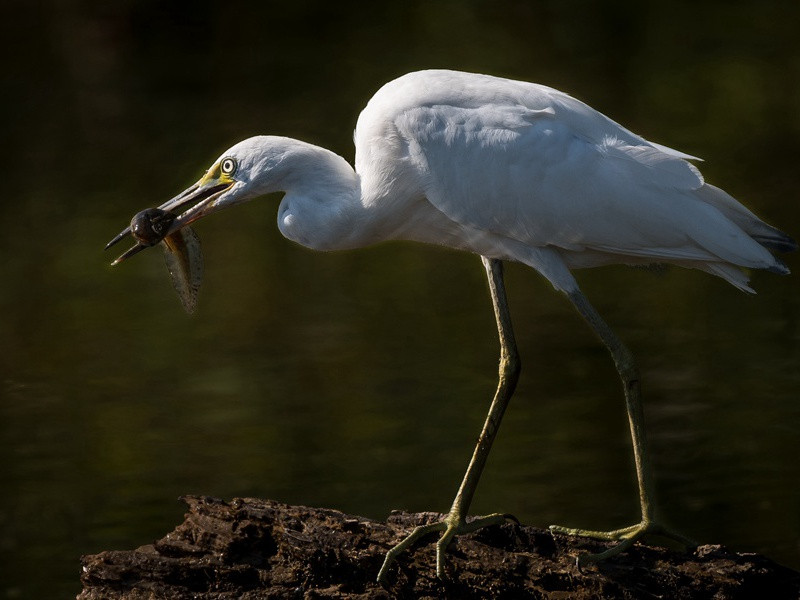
[105,169,235,313]
[104,178,233,264]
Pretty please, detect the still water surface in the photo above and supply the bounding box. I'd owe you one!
[2,2,800,597]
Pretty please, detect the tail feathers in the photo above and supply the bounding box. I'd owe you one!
[700,262,755,294]
[753,230,798,254]
[698,184,796,250]
[751,225,795,275]
[766,255,791,275]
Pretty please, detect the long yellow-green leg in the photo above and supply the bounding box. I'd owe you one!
[377,257,521,584]
[549,289,696,566]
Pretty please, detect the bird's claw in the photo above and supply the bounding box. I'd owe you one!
[549,520,697,570]
[377,512,507,585]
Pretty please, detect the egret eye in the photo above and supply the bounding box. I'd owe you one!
[221,157,237,175]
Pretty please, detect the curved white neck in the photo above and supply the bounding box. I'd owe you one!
[230,135,425,251]
[241,137,364,250]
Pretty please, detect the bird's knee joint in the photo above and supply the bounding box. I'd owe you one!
[500,354,522,375]
[621,362,638,378]
[616,351,638,380]
[500,354,521,379]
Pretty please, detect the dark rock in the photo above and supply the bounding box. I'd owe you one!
[78,496,800,599]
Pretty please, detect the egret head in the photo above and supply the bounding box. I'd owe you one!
[106,135,360,262]
[105,136,279,262]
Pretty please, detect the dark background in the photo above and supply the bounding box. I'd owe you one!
[2,1,799,597]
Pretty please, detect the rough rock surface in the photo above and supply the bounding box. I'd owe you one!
[79,496,800,599]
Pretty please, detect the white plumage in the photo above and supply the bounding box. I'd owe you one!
[107,69,795,581]
[187,69,792,294]
[352,70,790,292]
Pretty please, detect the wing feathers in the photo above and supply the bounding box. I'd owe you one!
[600,137,704,190]
[381,73,790,290]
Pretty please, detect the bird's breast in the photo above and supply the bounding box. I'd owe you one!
[277,200,312,248]
[276,194,363,251]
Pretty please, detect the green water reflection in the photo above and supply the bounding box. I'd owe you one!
[2,1,800,597]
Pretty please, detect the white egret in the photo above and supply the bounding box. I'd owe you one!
[106,69,795,582]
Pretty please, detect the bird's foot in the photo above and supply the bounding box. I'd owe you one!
[377,511,511,584]
[549,520,696,569]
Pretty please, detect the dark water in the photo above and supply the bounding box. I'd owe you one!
[2,2,800,597]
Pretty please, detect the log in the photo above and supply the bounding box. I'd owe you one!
[79,496,799,599]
